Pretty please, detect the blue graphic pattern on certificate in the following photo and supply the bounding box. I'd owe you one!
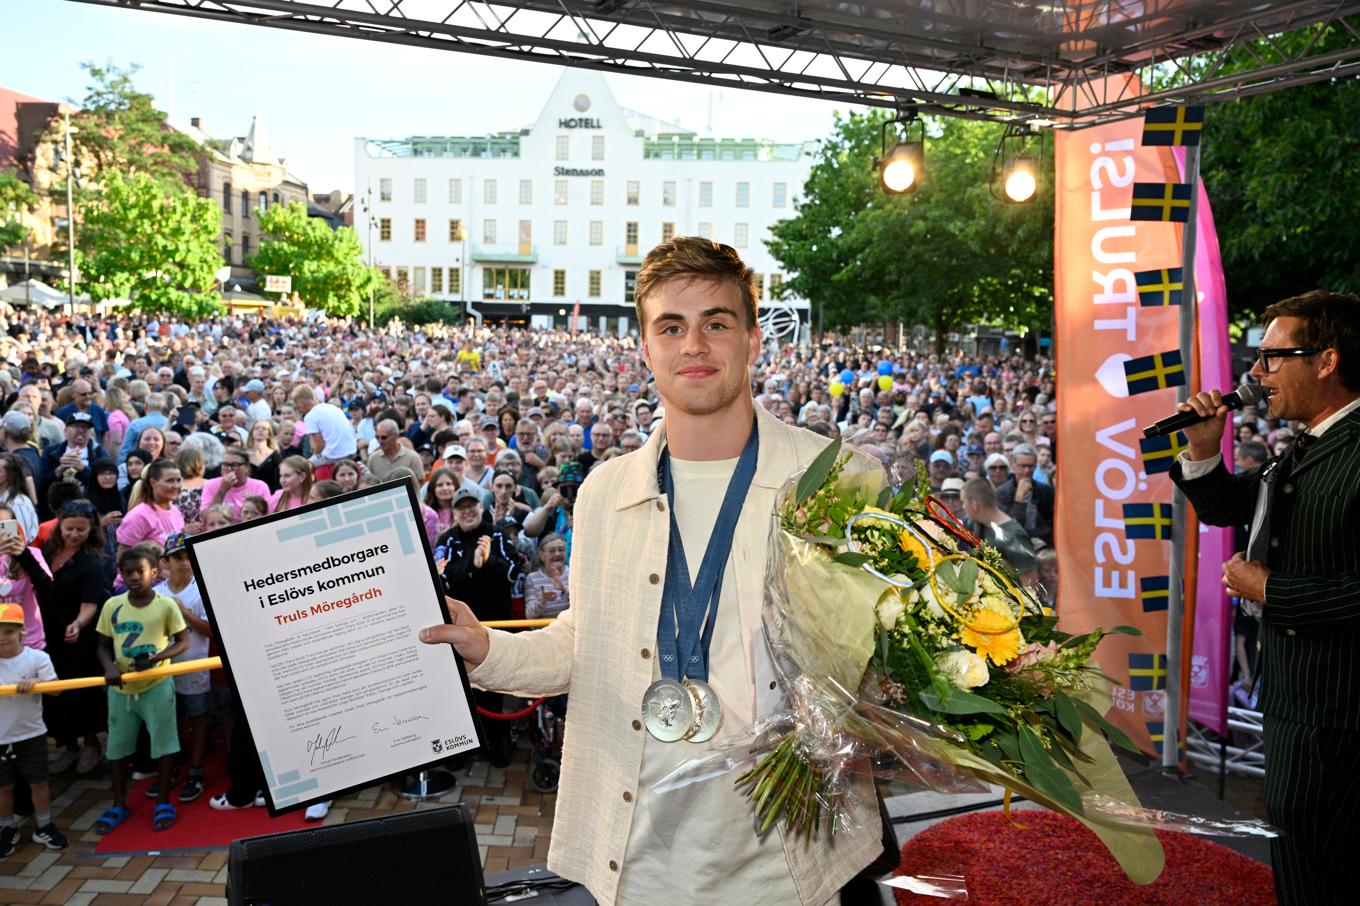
[267,487,413,555]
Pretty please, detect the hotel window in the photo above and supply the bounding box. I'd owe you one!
[554,179,568,205]
[589,221,603,246]
[242,234,251,259]
[448,178,463,203]
[772,182,787,207]
[662,181,676,207]
[592,135,605,160]
[222,181,232,213]
[414,267,427,293]
[734,222,749,247]
[257,191,267,213]
[556,135,569,161]
[431,267,443,294]
[735,182,750,207]
[449,218,463,242]
[553,269,566,297]
[554,220,568,245]
[626,181,640,206]
[625,221,639,247]
[624,269,638,303]
[590,180,604,205]
[414,218,427,242]
[518,220,532,247]
[414,178,427,203]
[661,222,675,243]
[588,269,601,298]
[483,219,497,243]
[396,267,409,292]
[519,179,533,204]
[697,221,712,239]
[379,218,392,241]
[483,267,530,301]
[449,267,461,294]
[377,265,390,280]
[769,272,784,297]
[379,178,392,202]
[698,181,713,207]
[752,272,763,301]
[241,190,250,218]
[484,179,498,204]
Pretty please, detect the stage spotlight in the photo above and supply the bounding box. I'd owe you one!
[991,124,1043,204]
[1002,158,1037,202]
[873,110,925,195]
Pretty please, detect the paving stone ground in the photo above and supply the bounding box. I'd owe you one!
[0,735,552,906]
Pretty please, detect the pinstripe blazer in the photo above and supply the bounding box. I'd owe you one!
[1171,406,1360,729]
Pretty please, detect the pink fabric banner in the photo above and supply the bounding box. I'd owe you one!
[1176,146,1234,736]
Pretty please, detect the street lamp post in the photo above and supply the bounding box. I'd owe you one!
[63,111,78,315]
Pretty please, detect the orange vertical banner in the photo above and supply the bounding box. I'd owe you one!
[1054,114,1187,757]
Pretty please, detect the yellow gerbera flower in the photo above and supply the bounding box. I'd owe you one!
[898,530,933,568]
[856,506,900,530]
[960,608,1023,666]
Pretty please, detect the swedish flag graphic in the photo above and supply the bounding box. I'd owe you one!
[1136,267,1184,307]
[1142,106,1205,146]
[1140,575,1170,613]
[1124,502,1173,541]
[1138,432,1189,475]
[1130,182,1193,222]
[1124,350,1186,395]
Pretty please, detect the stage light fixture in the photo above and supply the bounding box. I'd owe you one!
[991,124,1043,204]
[873,110,925,195]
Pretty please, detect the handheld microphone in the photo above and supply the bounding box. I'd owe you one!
[1142,383,1270,438]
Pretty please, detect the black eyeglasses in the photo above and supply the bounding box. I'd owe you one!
[1256,347,1321,373]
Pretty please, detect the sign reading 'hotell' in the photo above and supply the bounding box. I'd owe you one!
[558,117,603,128]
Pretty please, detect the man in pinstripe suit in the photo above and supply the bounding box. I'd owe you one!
[1173,290,1360,905]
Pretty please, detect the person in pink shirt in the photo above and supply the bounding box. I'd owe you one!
[0,503,48,650]
[268,455,314,514]
[115,460,184,558]
[199,449,270,522]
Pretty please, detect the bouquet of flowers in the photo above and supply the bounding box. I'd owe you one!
[660,439,1270,885]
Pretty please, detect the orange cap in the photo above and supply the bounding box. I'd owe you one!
[0,603,25,626]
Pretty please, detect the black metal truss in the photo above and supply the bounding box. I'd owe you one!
[69,0,1360,126]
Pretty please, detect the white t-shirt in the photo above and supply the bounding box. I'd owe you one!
[303,402,358,460]
[616,456,799,906]
[246,398,273,425]
[155,578,211,695]
[0,646,57,744]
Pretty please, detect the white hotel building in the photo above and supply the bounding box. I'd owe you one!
[354,69,815,335]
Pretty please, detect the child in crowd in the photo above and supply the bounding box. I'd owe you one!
[240,495,269,521]
[199,505,236,534]
[0,603,64,855]
[94,545,188,833]
[153,533,210,802]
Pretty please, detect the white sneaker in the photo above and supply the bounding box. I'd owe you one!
[253,791,266,808]
[304,800,332,821]
[48,749,78,773]
[130,769,157,781]
[209,793,254,811]
[75,744,103,775]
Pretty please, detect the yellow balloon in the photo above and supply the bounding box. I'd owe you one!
[829,381,845,397]
[878,375,894,391]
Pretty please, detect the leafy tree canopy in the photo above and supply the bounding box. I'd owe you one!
[0,170,38,251]
[249,201,378,317]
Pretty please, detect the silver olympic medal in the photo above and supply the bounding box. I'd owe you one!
[642,678,696,742]
[684,679,722,744]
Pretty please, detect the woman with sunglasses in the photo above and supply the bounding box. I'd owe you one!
[7,499,111,775]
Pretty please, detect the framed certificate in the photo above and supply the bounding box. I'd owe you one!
[187,480,483,816]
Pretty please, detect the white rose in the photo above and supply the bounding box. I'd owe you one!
[935,650,990,689]
[876,590,906,630]
[904,587,921,605]
[920,582,948,620]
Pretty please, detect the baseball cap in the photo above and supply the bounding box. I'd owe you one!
[243,379,266,393]
[525,406,544,419]
[163,532,190,556]
[940,477,966,495]
[494,516,520,532]
[480,416,498,430]
[966,443,985,456]
[442,444,467,461]
[451,487,483,507]
[68,412,93,426]
[0,603,24,627]
[1,411,31,434]
[929,450,954,465]
[985,453,1010,470]
[556,461,585,486]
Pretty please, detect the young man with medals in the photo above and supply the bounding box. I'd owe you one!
[421,238,882,905]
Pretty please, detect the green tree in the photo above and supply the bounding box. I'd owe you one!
[249,202,379,317]
[67,62,201,194]
[0,171,38,251]
[76,171,223,315]
[768,110,1053,347]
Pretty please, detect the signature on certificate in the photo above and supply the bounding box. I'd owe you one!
[306,725,358,766]
[372,713,431,735]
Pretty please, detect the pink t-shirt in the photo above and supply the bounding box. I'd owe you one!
[0,547,49,650]
[269,489,305,514]
[115,502,185,547]
[200,476,271,521]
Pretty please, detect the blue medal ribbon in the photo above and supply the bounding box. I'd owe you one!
[655,420,760,684]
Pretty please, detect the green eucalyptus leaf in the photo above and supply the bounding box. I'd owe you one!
[832,552,871,568]
[1071,698,1141,754]
[1017,725,1082,813]
[795,439,842,506]
[1054,692,1083,740]
[919,686,1008,716]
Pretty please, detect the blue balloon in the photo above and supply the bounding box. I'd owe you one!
[877,360,892,376]
[839,369,855,385]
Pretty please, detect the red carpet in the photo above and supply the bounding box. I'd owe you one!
[893,810,1275,906]
[93,746,311,855]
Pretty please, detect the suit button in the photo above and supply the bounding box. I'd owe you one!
[1270,538,1279,548]
[649,573,660,585]
[769,681,778,690]
[631,719,641,731]
[641,648,651,659]
[609,860,619,872]
[622,791,633,802]
[1285,629,1297,637]
[656,500,665,512]
[1283,483,1294,494]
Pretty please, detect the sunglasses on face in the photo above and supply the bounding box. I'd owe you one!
[61,502,97,517]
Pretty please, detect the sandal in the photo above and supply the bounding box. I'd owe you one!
[95,806,131,835]
[152,803,176,831]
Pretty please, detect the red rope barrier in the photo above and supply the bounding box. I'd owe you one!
[477,697,548,720]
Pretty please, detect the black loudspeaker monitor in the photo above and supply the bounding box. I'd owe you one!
[227,804,486,906]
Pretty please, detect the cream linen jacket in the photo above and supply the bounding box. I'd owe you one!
[468,403,882,905]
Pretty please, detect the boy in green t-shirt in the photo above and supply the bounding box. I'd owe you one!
[94,546,189,834]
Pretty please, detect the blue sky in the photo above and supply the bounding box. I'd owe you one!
[3,0,855,193]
